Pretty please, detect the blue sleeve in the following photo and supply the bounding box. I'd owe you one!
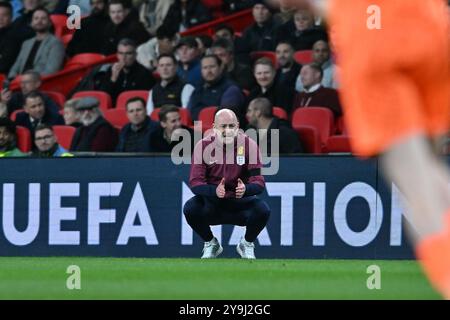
[244,183,264,196]
[191,184,217,197]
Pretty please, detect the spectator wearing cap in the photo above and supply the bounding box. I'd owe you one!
[0,117,27,157]
[187,54,245,122]
[15,91,65,136]
[101,0,150,55]
[146,54,194,114]
[176,36,203,88]
[275,8,328,51]
[116,97,158,152]
[162,0,211,33]
[240,1,281,53]
[32,124,73,157]
[70,97,119,152]
[293,63,342,117]
[136,25,178,71]
[97,38,156,105]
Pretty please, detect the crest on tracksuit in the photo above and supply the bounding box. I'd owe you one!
[236,146,245,166]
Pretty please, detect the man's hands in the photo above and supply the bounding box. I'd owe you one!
[216,178,246,198]
[110,62,125,82]
[216,178,226,198]
[235,179,246,199]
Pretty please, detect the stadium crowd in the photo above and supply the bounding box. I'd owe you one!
[0,0,447,157]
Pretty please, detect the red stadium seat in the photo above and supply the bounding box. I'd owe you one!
[250,51,278,68]
[295,125,321,154]
[150,107,193,127]
[324,135,352,153]
[273,107,288,120]
[52,125,76,150]
[72,91,113,113]
[16,126,32,153]
[335,116,347,135]
[10,109,23,122]
[197,106,217,132]
[0,74,5,87]
[291,107,335,151]
[42,91,66,109]
[294,50,314,65]
[202,0,224,19]
[50,14,68,38]
[104,109,129,129]
[116,90,150,109]
[65,53,106,70]
[62,33,73,48]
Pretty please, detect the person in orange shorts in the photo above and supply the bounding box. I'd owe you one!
[274,0,450,298]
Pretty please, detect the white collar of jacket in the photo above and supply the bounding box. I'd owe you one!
[304,83,322,93]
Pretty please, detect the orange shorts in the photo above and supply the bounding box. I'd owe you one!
[328,0,450,156]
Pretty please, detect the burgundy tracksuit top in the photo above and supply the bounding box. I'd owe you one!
[189,132,265,199]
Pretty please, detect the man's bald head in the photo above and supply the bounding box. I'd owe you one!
[213,108,239,145]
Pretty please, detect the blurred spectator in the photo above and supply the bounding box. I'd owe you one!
[32,124,73,157]
[176,36,203,88]
[8,7,65,79]
[0,70,60,115]
[101,0,150,55]
[10,0,40,43]
[97,38,156,104]
[293,63,342,117]
[66,0,110,56]
[70,97,118,152]
[248,57,294,115]
[196,35,213,57]
[187,54,244,121]
[162,0,211,33]
[68,0,91,16]
[146,54,194,114]
[213,24,248,65]
[0,2,21,74]
[246,97,302,155]
[137,25,177,70]
[63,99,82,127]
[275,40,301,93]
[223,0,256,13]
[116,97,158,152]
[138,0,173,36]
[210,38,256,91]
[9,0,23,21]
[273,1,295,24]
[296,40,338,92]
[149,104,194,153]
[240,1,280,53]
[275,9,328,51]
[15,91,64,136]
[0,117,27,157]
[213,24,234,42]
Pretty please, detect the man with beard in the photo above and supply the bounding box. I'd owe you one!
[274,40,301,92]
[0,118,27,157]
[183,109,270,259]
[8,7,65,79]
[70,97,118,152]
[66,0,110,56]
[32,124,73,157]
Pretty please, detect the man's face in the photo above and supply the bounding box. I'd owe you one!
[126,101,147,126]
[63,107,79,126]
[0,127,13,149]
[312,41,330,65]
[276,43,294,68]
[300,65,321,89]
[0,7,12,29]
[79,108,99,126]
[20,75,40,95]
[34,128,56,152]
[25,96,46,120]
[23,0,40,12]
[157,57,177,80]
[31,10,51,33]
[117,44,136,67]
[201,57,222,83]
[90,0,105,14]
[246,102,259,127]
[177,45,198,64]
[211,47,232,67]
[161,111,182,136]
[214,29,233,41]
[109,4,127,25]
[254,64,275,88]
[253,4,271,25]
[214,111,239,145]
[294,10,314,31]
[158,38,174,55]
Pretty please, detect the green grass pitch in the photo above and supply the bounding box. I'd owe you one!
[0,257,440,299]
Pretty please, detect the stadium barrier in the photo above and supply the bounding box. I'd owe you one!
[0,155,434,259]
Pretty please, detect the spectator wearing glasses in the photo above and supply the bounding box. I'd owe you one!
[32,124,73,157]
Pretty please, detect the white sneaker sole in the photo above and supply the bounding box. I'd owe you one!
[201,245,223,259]
[236,244,256,259]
